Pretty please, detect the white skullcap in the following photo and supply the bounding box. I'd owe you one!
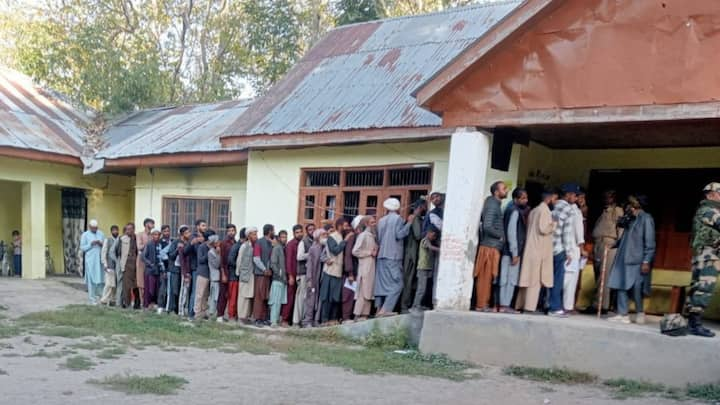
[88,219,98,227]
[383,198,400,211]
[208,234,219,243]
[313,229,327,240]
[150,228,161,234]
[246,226,258,234]
[351,215,365,230]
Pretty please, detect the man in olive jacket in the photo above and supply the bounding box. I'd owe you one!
[474,181,507,311]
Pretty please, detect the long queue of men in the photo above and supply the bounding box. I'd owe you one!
[77,181,720,337]
[78,193,446,327]
[474,180,720,338]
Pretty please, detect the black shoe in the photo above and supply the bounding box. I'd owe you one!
[688,314,716,338]
[254,320,266,328]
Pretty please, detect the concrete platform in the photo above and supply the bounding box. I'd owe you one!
[419,310,720,387]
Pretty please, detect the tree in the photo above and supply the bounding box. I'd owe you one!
[334,0,381,25]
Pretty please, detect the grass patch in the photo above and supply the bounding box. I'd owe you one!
[37,326,95,338]
[19,305,270,354]
[603,378,666,399]
[61,355,96,371]
[504,366,597,385]
[27,348,76,358]
[285,344,472,381]
[96,346,127,359]
[0,323,22,339]
[686,383,720,402]
[88,374,187,395]
[69,340,107,351]
[362,325,410,350]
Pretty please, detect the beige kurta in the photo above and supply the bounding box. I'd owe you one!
[136,231,150,289]
[518,202,556,289]
[352,230,378,301]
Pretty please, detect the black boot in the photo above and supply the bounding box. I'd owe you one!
[688,313,716,338]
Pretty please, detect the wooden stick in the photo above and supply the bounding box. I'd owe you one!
[597,246,610,318]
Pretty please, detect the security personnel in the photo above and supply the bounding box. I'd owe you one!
[685,182,720,338]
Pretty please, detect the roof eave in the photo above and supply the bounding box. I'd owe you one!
[102,150,249,170]
[414,0,560,109]
[0,146,82,167]
[220,127,454,150]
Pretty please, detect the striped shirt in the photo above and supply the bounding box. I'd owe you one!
[552,199,575,257]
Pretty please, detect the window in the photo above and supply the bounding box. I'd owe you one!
[162,197,231,239]
[298,164,432,228]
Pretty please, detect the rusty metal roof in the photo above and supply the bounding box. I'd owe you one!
[225,0,522,138]
[97,99,253,159]
[0,67,91,157]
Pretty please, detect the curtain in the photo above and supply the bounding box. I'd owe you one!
[62,189,86,276]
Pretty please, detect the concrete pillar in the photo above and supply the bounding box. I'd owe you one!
[435,128,490,310]
[21,181,46,279]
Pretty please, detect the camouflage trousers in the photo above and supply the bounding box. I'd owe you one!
[684,247,720,315]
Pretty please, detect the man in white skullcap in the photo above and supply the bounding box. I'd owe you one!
[80,219,105,305]
[236,227,259,323]
[374,198,415,316]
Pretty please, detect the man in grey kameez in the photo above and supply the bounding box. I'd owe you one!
[375,198,415,316]
[608,195,656,325]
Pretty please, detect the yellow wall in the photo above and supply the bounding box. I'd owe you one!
[519,144,720,319]
[0,156,133,278]
[0,180,22,245]
[134,166,247,229]
[45,186,63,274]
[245,138,521,232]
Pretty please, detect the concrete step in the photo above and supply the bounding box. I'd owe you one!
[419,310,720,387]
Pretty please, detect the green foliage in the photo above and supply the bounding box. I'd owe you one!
[334,0,381,25]
[285,344,473,380]
[96,346,127,360]
[603,378,666,399]
[686,383,720,402]
[18,305,270,354]
[362,324,410,350]
[503,366,598,385]
[88,374,187,395]
[62,355,96,371]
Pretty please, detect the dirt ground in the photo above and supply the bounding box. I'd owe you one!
[0,278,700,405]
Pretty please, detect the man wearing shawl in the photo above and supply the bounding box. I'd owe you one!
[81,219,105,305]
[375,198,415,316]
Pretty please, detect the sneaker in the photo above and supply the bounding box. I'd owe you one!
[254,320,266,328]
[216,317,225,323]
[548,310,568,318]
[608,315,631,324]
[156,308,165,315]
[688,313,716,338]
[634,312,646,325]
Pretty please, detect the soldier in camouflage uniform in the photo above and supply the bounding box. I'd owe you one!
[684,182,720,338]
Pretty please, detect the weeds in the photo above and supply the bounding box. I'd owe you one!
[62,355,96,371]
[362,325,409,350]
[88,374,187,395]
[19,306,270,354]
[686,383,720,402]
[286,344,472,381]
[27,348,75,358]
[69,340,108,351]
[96,346,127,360]
[503,366,597,385]
[603,378,666,399]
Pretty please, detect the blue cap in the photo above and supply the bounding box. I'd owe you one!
[560,183,581,194]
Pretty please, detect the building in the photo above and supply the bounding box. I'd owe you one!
[3,0,719,318]
[414,0,720,315]
[0,67,132,278]
[219,1,525,230]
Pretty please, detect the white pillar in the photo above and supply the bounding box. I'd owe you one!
[21,181,46,279]
[435,128,490,311]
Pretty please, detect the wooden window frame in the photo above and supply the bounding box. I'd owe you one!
[298,163,433,228]
[162,196,232,238]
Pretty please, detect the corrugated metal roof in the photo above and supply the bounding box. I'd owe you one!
[98,99,252,159]
[0,67,91,157]
[226,0,522,137]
